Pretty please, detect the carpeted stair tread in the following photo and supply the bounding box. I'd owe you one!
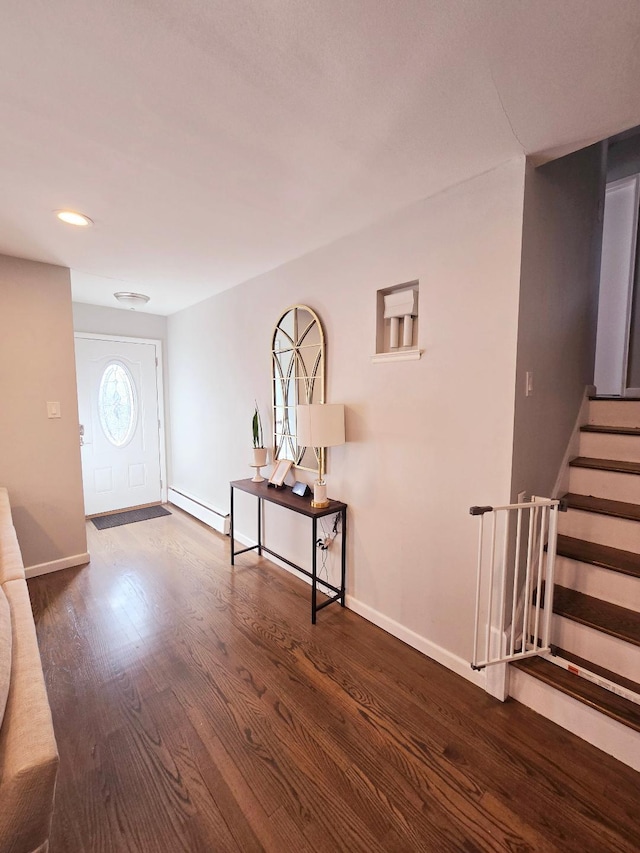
[555,534,640,579]
[569,457,640,475]
[552,584,640,647]
[562,492,640,522]
[581,424,640,436]
[511,656,640,733]
[552,647,640,697]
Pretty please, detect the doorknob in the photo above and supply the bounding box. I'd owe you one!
[79,424,85,446]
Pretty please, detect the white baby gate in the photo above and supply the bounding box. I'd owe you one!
[470,498,561,671]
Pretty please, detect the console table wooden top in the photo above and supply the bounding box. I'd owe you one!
[230,478,346,519]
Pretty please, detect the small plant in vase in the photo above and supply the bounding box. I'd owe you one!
[251,403,268,478]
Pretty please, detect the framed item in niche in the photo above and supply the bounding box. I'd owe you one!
[268,459,293,488]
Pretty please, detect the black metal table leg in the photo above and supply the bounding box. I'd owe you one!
[230,484,235,565]
[311,516,317,624]
[257,497,262,556]
[340,507,347,607]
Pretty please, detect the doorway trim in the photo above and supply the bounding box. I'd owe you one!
[594,174,640,397]
[74,332,168,505]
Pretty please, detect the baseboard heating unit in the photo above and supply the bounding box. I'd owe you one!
[168,488,230,536]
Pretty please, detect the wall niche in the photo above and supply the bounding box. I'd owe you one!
[372,279,422,363]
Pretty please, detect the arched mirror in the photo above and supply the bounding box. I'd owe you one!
[272,305,325,472]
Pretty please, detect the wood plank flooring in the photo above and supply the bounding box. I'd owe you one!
[27,506,640,853]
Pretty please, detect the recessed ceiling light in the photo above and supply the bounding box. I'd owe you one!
[114,292,150,309]
[55,210,93,227]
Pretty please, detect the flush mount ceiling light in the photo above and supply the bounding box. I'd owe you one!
[114,292,151,310]
[54,209,93,227]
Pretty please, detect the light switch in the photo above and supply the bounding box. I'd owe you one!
[525,372,534,397]
[47,401,61,418]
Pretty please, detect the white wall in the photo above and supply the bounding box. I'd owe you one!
[168,159,526,669]
[0,255,87,571]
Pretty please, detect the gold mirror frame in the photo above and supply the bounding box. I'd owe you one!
[272,305,325,472]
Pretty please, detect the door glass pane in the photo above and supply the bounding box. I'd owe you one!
[98,362,137,447]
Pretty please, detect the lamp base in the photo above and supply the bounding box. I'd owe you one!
[311,480,329,508]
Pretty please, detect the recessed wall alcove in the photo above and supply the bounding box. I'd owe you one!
[372,279,422,363]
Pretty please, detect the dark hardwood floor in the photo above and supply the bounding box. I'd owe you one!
[28,507,640,852]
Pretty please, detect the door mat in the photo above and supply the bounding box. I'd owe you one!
[91,505,171,530]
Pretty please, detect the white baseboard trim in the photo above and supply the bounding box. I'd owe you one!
[345,596,487,690]
[25,552,90,579]
[169,487,229,535]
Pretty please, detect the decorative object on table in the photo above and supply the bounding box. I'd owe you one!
[292,481,310,497]
[272,305,325,473]
[296,403,345,508]
[251,401,268,467]
[268,458,293,488]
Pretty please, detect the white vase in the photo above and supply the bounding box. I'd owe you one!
[252,447,268,466]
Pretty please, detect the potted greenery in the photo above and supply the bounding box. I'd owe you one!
[252,402,268,467]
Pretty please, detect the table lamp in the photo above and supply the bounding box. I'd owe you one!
[296,403,345,507]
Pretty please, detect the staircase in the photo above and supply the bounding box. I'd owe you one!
[509,398,640,772]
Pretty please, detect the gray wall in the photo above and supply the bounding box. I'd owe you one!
[628,271,640,389]
[607,132,640,182]
[0,256,87,568]
[511,144,606,500]
[72,302,168,341]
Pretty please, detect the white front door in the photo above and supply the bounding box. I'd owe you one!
[75,335,163,516]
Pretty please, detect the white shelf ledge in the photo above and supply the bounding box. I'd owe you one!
[370,350,423,364]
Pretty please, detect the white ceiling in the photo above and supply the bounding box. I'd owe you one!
[2,0,640,315]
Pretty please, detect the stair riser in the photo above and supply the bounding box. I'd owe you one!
[558,509,640,552]
[568,466,640,503]
[550,614,640,684]
[553,556,640,610]
[579,431,640,462]
[509,667,640,772]
[588,400,640,427]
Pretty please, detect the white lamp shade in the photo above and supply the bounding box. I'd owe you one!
[296,404,345,448]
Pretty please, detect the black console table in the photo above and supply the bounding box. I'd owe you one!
[229,479,347,624]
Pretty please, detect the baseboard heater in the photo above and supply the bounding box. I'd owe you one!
[168,487,230,536]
